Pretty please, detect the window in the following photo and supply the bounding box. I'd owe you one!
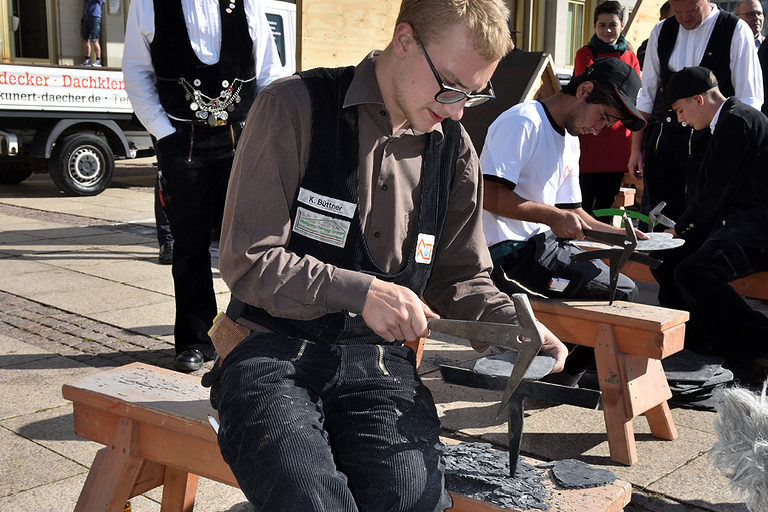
[566,0,586,65]
[11,0,50,60]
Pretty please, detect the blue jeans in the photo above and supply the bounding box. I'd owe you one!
[214,334,452,512]
[80,16,101,41]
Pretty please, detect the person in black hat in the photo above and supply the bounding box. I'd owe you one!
[652,66,768,383]
[481,57,647,385]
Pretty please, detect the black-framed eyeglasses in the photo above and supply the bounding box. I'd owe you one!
[414,33,495,108]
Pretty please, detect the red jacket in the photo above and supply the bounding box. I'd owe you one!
[574,46,641,173]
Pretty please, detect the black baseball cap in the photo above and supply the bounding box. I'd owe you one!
[664,66,719,106]
[582,58,646,131]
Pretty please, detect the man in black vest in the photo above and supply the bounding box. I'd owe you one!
[652,67,768,384]
[122,0,283,371]
[206,0,568,509]
[628,0,762,224]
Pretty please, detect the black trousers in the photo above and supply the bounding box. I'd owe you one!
[652,236,768,365]
[490,231,638,302]
[640,119,711,224]
[214,335,452,512]
[154,121,242,355]
[154,176,173,247]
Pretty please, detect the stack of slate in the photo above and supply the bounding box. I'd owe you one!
[662,349,733,411]
[444,442,551,510]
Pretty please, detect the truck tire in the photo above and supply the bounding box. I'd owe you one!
[49,133,114,196]
[0,159,32,184]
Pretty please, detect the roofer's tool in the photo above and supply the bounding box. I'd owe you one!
[648,201,676,231]
[569,215,684,304]
[428,293,543,418]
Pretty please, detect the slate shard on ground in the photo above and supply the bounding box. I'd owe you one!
[548,459,616,489]
[473,353,557,381]
[662,349,725,383]
[443,442,551,510]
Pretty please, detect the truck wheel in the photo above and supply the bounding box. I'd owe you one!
[0,159,32,184]
[49,133,114,196]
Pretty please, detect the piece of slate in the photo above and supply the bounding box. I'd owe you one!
[635,232,685,251]
[444,442,551,510]
[662,349,725,383]
[473,352,557,381]
[550,459,616,489]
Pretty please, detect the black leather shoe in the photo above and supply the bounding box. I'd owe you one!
[174,349,204,372]
[158,242,173,265]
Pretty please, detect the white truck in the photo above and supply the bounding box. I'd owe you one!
[0,0,296,196]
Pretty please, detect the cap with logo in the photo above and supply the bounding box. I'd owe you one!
[582,57,646,131]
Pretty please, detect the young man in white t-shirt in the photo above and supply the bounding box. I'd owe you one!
[481,59,647,381]
[482,58,646,299]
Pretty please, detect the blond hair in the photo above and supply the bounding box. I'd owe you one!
[395,0,512,62]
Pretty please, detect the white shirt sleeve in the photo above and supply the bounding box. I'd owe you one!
[637,21,663,114]
[479,111,535,187]
[730,19,764,110]
[246,0,286,91]
[122,0,174,140]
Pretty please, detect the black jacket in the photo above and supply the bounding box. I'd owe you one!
[677,97,768,249]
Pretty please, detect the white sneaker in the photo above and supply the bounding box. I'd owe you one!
[93,58,102,67]
[81,57,90,66]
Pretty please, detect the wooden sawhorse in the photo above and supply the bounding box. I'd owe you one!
[530,299,688,465]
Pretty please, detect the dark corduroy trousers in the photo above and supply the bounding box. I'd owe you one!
[214,334,453,512]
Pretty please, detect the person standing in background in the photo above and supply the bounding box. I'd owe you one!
[628,0,762,225]
[81,0,104,66]
[734,0,764,47]
[573,1,641,216]
[122,0,284,372]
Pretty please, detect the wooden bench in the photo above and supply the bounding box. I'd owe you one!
[529,299,688,466]
[62,362,631,512]
[618,260,768,301]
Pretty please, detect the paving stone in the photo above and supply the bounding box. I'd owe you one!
[0,426,84,498]
[0,334,56,368]
[0,356,98,420]
[1,404,101,467]
[482,403,721,489]
[648,452,750,511]
[143,477,253,512]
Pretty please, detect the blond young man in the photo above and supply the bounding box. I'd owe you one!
[205,0,567,510]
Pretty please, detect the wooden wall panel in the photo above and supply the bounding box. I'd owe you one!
[624,0,667,50]
[298,0,400,70]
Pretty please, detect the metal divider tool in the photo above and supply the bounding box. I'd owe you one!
[570,215,662,304]
[428,293,543,417]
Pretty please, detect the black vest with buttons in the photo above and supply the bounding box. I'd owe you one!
[228,66,461,345]
[149,0,255,123]
[653,10,738,115]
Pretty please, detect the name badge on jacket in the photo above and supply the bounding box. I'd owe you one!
[293,188,356,248]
